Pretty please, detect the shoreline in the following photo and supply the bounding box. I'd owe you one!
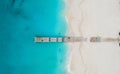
[64,0,86,74]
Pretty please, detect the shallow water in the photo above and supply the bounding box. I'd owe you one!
[0,0,67,74]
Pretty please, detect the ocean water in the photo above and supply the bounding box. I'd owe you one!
[0,0,67,74]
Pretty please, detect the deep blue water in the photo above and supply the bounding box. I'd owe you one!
[0,0,67,74]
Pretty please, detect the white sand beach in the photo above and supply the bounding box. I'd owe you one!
[65,0,120,74]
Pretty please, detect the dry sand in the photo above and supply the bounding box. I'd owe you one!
[65,0,120,74]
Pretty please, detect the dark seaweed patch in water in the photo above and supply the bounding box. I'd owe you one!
[5,0,29,19]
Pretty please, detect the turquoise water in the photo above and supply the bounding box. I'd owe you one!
[0,0,67,74]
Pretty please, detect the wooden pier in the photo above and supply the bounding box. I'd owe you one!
[34,36,120,43]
